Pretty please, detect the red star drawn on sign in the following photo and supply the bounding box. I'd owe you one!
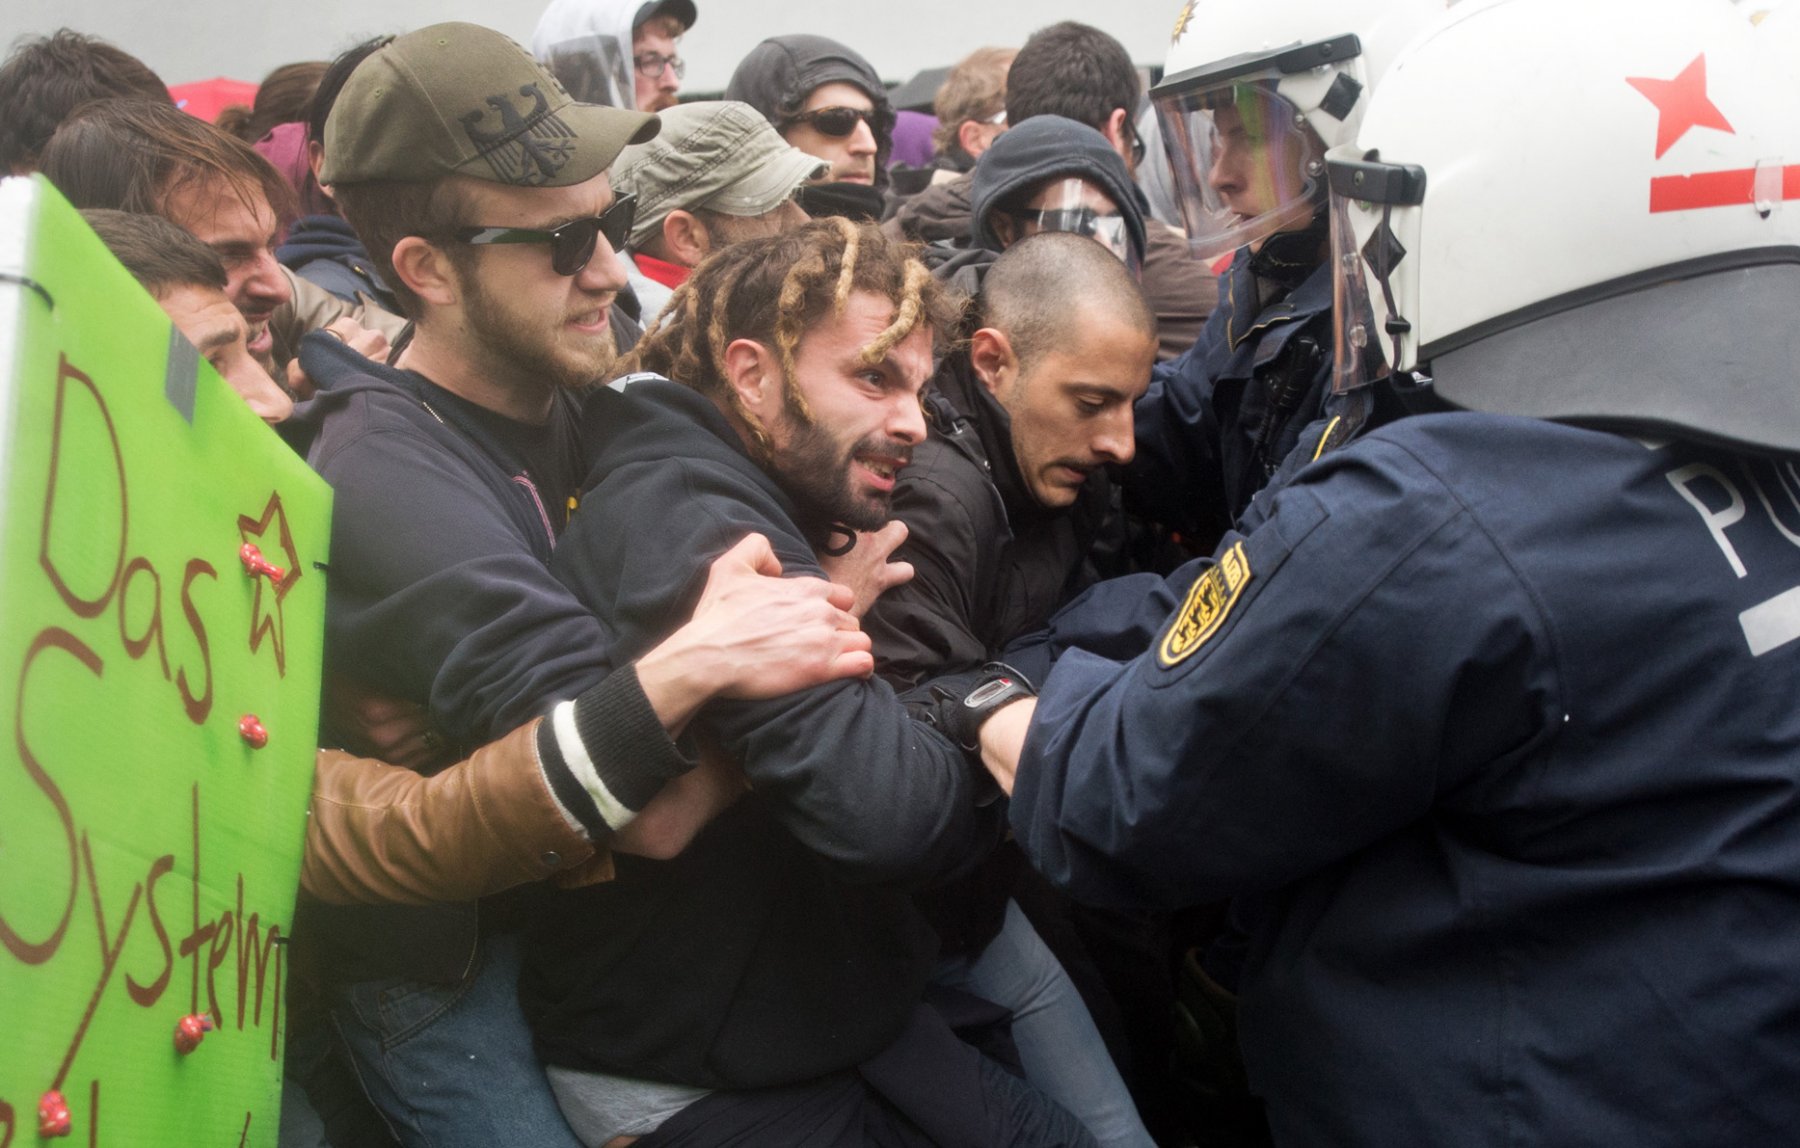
[238,492,301,676]
[1627,53,1734,160]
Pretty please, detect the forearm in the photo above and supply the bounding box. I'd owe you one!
[978,697,1036,797]
[533,664,699,841]
[304,668,702,905]
[633,630,735,737]
[303,722,609,905]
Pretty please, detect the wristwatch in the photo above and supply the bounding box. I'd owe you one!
[957,662,1036,749]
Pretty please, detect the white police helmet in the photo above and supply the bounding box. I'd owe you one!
[1329,0,1800,453]
[1153,0,1448,261]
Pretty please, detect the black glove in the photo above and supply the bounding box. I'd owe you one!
[900,663,1036,752]
[899,670,987,749]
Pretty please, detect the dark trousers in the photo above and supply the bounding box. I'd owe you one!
[639,994,1097,1148]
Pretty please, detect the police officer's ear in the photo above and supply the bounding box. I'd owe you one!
[722,337,782,428]
[969,327,1019,398]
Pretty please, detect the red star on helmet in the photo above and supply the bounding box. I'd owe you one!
[1627,53,1734,159]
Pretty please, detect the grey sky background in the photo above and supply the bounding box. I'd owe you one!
[4,1,1179,93]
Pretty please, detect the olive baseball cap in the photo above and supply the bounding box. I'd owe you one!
[612,101,827,249]
[322,21,659,187]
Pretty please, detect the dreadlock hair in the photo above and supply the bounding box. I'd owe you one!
[622,217,963,450]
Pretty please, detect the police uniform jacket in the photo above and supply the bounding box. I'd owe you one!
[1011,413,1800,1145]
[1127,254,1334,550]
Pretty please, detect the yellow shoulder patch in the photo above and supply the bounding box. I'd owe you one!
[1158,541,1252,667]
[1172,0,1197,44]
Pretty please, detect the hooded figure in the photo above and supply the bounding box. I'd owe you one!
[725,33,894,206]
[969,115,1146,266]
[532,0,696,110]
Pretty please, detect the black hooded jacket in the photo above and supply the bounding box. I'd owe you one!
[865,348,1111,689]
[726,33,894,195]
[968,115,1216,359]
[521,379,1001,1088]
[967,115,1146,263]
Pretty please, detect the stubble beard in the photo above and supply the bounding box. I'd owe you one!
[463,274,616,392]
[768,394,906,532]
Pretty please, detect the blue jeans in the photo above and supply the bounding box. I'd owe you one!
[933,900,1155,1148]
[330,933,583,1148]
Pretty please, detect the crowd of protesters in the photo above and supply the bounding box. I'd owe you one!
[7,0,1800,1145]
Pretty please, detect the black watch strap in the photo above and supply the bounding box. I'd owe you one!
[957,662,1036,749]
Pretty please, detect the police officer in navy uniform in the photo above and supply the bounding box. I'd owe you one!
[1127,0,1445,553]
[973,0,1800,1143]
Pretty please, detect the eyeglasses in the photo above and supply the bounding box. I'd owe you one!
[451,194,637,276]
[780,105,883,139]
[1127,119,1148,169]
[634,51,685,80]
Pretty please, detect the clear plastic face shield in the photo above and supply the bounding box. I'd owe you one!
[1006,177,1143,277]
[1154,77,1326,262]
[541,33,634,108]
[1327,148,1425,395]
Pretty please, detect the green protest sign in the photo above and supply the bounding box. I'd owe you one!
[0,176,329,1145]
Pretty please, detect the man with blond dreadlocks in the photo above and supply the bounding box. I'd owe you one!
[518,218,1097,1147]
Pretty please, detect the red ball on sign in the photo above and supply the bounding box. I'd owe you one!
[174,1013,216,1054]
[239,714,269,749]
[239,542,286,582]
[37,1089,71,1137]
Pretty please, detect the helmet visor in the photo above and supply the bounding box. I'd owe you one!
[1154,77,1324,263]
[541,33,634,108]
[1330,191,1388,396]
[1327,148,1425,395]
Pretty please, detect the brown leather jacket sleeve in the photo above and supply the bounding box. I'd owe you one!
[270,269,409,371]
[303,720,613,905]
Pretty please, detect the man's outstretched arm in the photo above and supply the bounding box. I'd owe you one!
[304,534,871,905]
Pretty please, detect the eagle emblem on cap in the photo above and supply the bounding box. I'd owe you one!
[462,83,576,185]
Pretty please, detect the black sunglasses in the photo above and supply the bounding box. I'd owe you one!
[451,194,637,276]
[780,105,883,139]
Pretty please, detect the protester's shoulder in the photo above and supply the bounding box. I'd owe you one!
[889,173,975,244]
[583,381,768,498]
[894,434,1001,538]
[1141,223,1216,297]
[574,382,815,567]
[309,369,436,448]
